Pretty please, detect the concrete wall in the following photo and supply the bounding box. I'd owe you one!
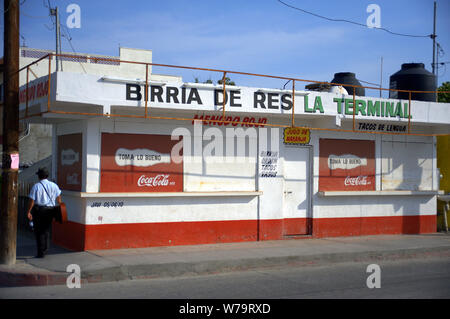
[52,117,439,250]
[19,124,53,165]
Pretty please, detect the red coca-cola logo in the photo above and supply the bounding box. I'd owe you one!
[137,174,170,187]
[344,175,371,186]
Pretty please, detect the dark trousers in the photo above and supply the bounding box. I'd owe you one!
[32,206,55,256]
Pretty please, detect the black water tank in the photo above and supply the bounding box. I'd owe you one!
[389,63,436,102]
[331,72,365,96]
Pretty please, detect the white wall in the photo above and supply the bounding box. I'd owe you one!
[311,131,436,219]
[56,117,438,226]
[84,195,258,225]
[381,140,434,190]
[58,118,262,225]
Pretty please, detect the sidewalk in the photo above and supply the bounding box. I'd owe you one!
[1,230,450,287]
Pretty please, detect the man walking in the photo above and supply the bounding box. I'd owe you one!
[26,167,62,258]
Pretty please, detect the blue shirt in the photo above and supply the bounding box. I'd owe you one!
[29,179,62,207]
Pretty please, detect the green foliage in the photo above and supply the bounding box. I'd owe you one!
[194,76,235,85]
[217,77,235,86]
[438,82,450,103]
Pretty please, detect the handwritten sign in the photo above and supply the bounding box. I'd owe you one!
[260,151,278,178]
[283,128,310,145]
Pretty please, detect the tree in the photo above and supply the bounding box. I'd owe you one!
[194,77,213,84]
[193,76,235,86]
[438,81,450,103]
[217,77,235,86]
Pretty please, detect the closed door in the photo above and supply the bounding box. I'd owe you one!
[282,146,311,235]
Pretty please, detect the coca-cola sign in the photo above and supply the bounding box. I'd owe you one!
[138,174,172,187]
[319,139,375,191]
[100,133,183,192]
[344,175,371,186]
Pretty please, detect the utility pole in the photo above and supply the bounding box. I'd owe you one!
[431,1,437,75]
[0,0,20,265]
[50,6,62,71]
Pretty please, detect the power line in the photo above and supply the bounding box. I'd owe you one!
[357,79,380,87]
[45,2,86,74]
[20,33,26,46]
[42,0,55,30]
[21,11,49,19]
[437,43,445,58]
[60,24,87,74]
[277,0,431,39]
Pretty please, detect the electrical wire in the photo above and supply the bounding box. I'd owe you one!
[60,24,87,74]
[438,63,446,78]
[39,0,86,74]
[20,33,26,46]
[357,79,380,87]
[44,0,55,31]
[437,43,445,58]
[277,0,431,38]
[21,11,49,19]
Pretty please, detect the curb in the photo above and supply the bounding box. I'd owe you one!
[0,264,68,287]
[3,245,448,287]
[82,246,450,282]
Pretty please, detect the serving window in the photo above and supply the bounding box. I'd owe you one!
[381,140,433,191]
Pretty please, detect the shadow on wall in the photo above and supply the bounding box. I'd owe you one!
[383,138,433,234]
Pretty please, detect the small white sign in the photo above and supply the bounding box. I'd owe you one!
[328,154,367,170]
[61,149,79,166]
[260,150,278,178]
[115,148,171,167]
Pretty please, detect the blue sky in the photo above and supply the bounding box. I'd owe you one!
[2,0,450,95]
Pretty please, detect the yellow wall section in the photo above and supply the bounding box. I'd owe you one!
[437,135,450,230]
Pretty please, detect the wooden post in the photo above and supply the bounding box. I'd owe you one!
[0,0,20,265]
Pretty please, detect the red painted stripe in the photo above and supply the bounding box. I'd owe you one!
[52,221,85,251]
[283,218,311,236]
[312,215,436,238]
[52,215,436,251]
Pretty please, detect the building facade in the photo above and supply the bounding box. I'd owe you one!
[18,49,449,251]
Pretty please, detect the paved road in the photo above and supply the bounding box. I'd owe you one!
[1,256,449,299]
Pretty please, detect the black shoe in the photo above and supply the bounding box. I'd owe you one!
[35,253,44,258]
